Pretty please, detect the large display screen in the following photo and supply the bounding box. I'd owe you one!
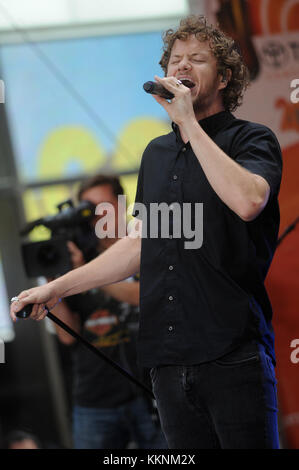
[0,30,171,182]
[0,30,171,222]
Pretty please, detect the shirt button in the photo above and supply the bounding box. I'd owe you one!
[169,265,174,271]
[173,175,178,181]
[168,326,174,332]
[169,235,173,239]
[168,295,174,301]
[182,147,187,152]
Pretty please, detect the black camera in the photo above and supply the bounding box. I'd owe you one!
[21,199,98,278]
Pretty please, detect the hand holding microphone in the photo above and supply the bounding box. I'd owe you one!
[143,81,175,100]
[13,303,34,319]
[143,77,195,100]
[10,283,58,322]
[144,76,196,129]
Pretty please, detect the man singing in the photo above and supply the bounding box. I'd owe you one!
[11,16,282,449]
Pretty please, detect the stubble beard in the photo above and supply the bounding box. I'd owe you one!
[192,78,222,117]
[192,94,210,115]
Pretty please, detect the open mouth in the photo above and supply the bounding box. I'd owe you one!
[180,78,196,89]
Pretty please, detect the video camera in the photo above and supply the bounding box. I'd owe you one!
[21,199,98,278]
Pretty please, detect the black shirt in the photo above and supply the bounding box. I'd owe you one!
[133,111,282,368]
[66,285,142,408]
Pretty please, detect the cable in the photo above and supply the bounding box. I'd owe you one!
[277,216,299,246]
[15,301,155,399]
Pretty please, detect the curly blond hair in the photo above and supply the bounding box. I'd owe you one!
[159,15,250,112]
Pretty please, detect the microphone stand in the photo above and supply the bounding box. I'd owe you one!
[17,305,154,400]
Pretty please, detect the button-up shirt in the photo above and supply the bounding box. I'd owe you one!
[133,111,282,368]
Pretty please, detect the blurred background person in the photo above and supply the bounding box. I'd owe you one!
[5,429,42,449]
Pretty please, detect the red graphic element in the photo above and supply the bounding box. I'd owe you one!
[247,0,263,36]
[288,3,299,31]
[278,142,299,235]
[248,0,299,36]
[266,140,299,448]
[85,309,118,336]
[266,226,299,449]
[276,99,299,133]
[207,0,299,450]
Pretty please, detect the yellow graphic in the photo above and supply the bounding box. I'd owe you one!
[38,126,106,179]
[112,118,171,171]
[92,330,130,348]
[119,174,139,212]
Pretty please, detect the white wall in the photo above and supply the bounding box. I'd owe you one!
[0,0,189,30]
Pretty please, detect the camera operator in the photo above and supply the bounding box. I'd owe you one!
[50,175,166,449]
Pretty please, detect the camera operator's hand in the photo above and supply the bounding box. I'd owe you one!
[10,283,59,322]
[67,241,85,269]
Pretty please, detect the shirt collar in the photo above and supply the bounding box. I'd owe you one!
[172,110,235,143]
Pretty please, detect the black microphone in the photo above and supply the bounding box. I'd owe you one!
[143,81,174,100]
[16,303,34,319]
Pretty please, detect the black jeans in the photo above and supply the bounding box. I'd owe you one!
[150,341,279,449]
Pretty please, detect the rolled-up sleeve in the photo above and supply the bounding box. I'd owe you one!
[232,125,283,200]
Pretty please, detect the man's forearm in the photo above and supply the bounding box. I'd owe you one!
[51,235,141,299]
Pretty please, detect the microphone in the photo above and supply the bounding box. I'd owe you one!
[143,81,174,100]
[16,303,34,319]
